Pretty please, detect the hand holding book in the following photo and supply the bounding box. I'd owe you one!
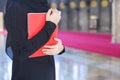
[28,8,63,58]
[42,38,64,55]
[46,8,61,25]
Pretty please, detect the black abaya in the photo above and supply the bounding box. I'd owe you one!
[4,0,65,80]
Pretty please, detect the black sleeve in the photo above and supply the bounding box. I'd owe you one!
[4,1,63,60]
[8,17,56,59]
[18,21,56,59]
[4,8,56,60]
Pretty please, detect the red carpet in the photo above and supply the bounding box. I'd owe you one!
[58,31,120,58]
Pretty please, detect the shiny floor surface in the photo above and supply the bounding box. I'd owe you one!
[0,34,120,80]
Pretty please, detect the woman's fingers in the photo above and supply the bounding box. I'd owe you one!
[54,38,62,43]
[42,38,64,55]
[46,8,61,24]
[47,8,52,16]
[43,45,56,49]
[58,11,61,15]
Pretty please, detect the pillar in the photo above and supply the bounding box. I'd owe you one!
[0,12,3,31]
[112,0,120,43]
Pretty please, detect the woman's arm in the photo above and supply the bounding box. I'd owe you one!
[5,6,61,60]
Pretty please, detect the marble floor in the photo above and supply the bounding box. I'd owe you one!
[0,34,120,80]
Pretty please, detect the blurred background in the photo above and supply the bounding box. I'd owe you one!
[48,0,112,33]
[0,0,120,80]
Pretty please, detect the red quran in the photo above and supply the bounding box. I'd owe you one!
[27,13,58,58]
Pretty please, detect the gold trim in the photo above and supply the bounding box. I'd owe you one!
[79,1,86,8]
[69,1,76,9]
[101,0,109,7]
[51,2,57,8]
[60,2,66,9]
[90,0,97,8]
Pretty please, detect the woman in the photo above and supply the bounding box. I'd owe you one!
[4,0,65,80]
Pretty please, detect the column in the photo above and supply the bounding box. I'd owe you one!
[0,12,3,31]
[112,0,120,43]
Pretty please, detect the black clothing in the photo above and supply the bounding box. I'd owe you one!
[12,56,55,80]
[5,0,54,61]
[4,0,65,80]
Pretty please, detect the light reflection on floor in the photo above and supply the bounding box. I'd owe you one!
[0,34,120,80]
[0,34,12,80]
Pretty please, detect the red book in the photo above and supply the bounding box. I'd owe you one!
[27,13,58,58]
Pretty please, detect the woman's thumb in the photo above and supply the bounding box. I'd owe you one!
[47,8,52,16]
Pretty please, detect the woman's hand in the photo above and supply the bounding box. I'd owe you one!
[46,8,61,25]
[42,38,64,55]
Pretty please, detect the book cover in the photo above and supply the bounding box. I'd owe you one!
[27,13,58,58]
